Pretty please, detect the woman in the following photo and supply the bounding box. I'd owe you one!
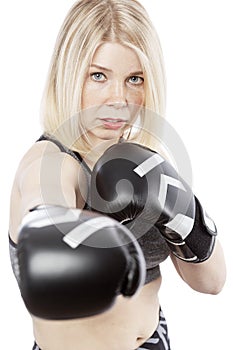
[9,1,226,349]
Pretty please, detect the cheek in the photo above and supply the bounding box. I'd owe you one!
[137,93,145,106]
[81,87,92,110]
[128,89,145,106]
[81,83,102,109]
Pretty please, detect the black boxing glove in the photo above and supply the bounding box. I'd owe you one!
[17,205,146,319]
[90,142,217,263]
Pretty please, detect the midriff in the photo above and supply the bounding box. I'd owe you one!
[33,277,162,350]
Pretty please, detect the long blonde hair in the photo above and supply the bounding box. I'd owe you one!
[40,0,166,152]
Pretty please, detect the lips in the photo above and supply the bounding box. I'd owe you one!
[100,118,126,130]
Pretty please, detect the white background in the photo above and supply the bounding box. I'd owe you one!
[1,1,232,349]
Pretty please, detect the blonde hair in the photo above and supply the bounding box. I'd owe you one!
[40,0,166,152]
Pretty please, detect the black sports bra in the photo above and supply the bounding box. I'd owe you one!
[9,134,170,285]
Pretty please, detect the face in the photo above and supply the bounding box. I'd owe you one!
[81,42,145,144]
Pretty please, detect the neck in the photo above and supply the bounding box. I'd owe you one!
[80,138,122,170]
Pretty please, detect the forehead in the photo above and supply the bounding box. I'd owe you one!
[91,42,142,71]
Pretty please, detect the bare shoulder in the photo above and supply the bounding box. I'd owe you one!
[15,140,82,190]
[9,140,88,242]
[16,140,74,172]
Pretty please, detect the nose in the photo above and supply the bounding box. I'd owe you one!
[106,80,127,108]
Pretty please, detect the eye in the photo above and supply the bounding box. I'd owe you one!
[91,72,106,82]
[128,76,144,85]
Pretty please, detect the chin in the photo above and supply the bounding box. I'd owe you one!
[92,129,123,142]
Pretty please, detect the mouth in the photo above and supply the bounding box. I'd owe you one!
[100,118,127,130]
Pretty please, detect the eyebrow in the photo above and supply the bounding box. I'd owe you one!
[90,64,144,76]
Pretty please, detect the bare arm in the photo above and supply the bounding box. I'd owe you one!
[170,239,226,294]
[9,141,87,242]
